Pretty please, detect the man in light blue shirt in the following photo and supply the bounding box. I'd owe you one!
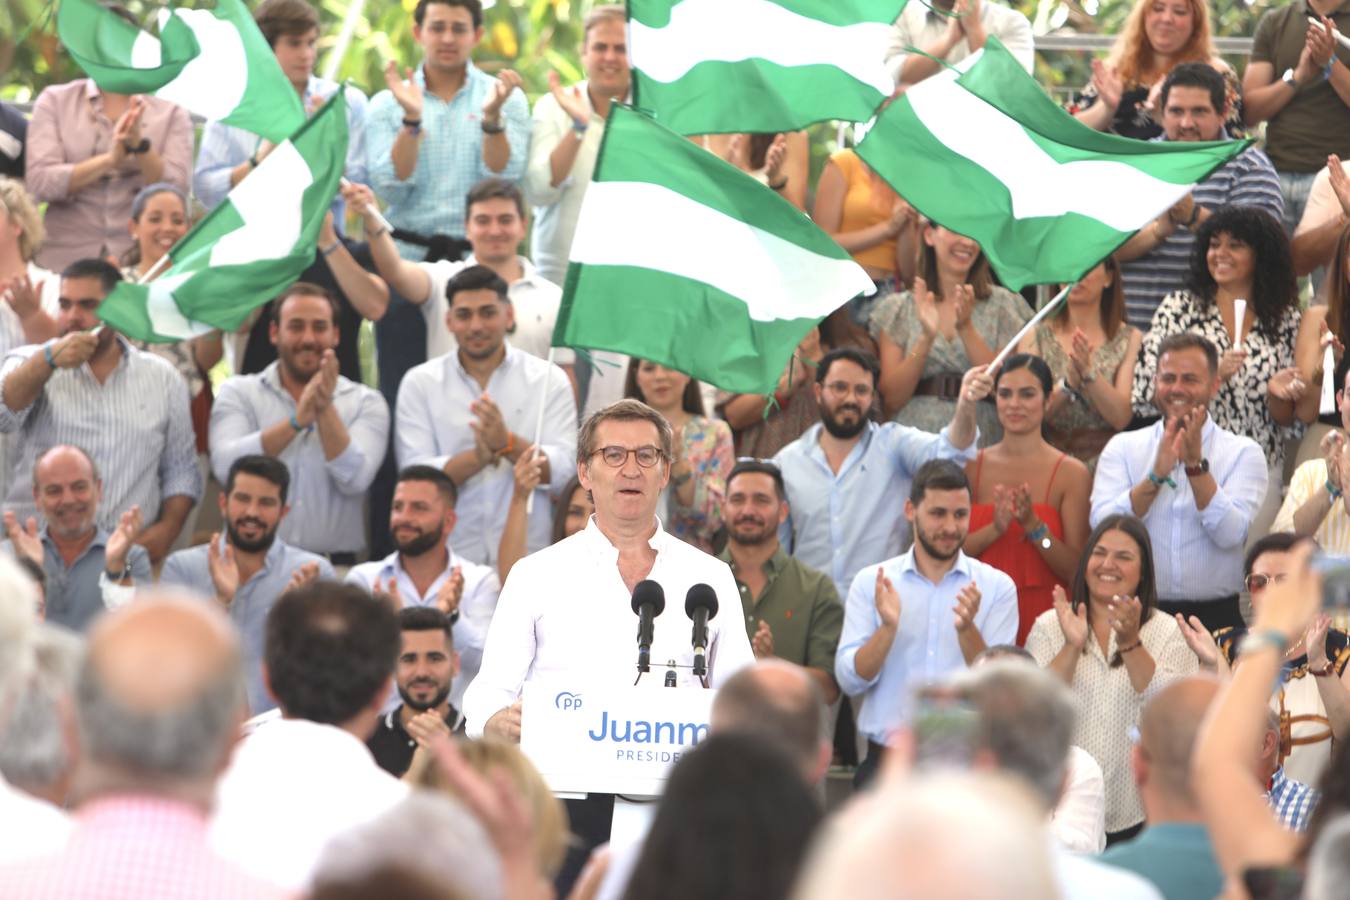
[394,266,576,566]
[774,347,986,598]
[836,459,1018,786]
[158,456,333,715]
[1091,333,1266,632]
[192,0,368,216]
[366,0,529,261]
[209,284,389,558]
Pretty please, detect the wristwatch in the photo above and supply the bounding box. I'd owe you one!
[1184,458,1210,477]
[1282,67,1299,88]
[123,138,151,155]
[1312,659,1337,678]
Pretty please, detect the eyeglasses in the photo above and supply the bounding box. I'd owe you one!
[1244,572,1289,592]
[595,445,664,468]
[823,381,874,400]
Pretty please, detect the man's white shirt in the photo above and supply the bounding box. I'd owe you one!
[461,517,756,736]
[347,548,501,711]
[0,773,71,866]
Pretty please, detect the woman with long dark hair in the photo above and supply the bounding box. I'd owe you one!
[964,353,1091,645]
[1026,514,1198,843]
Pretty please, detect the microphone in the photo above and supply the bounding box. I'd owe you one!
[631,580,665,674]
[685,583,719,680]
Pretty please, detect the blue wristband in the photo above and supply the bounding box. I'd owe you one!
[1329,478,1344,500]
[1148,472,1177,489]
[1025,522,1050,544]
[289,414,304,432]
[42,344,56,370]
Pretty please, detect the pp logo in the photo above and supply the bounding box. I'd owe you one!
[555,691,583,711]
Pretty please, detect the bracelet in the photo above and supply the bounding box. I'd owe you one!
[571,117,589,135]
[43,343,56,370]
[105,565,131,582]
[481,119,505,135]
[495,432,515,457]
[402,119,422,136]
[248,153,260,169]
[1186,204,1201,227]
[1025,521,1050,545]
[768,178,789,191]
[1329,478,1344,500]
[1117,638,1142,654]
[289,413,304,432]
[1147,471,1176,489]
[320,241,342,257]
[1312,659,1337,677]
[1237,629,1290,659]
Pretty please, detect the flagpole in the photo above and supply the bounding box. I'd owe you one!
[93,252,174,337]
[339,177,394,234]
[990,284,1071,370]
[524,347,556,515]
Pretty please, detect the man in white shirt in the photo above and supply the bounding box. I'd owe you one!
[885,0,1034,88]
[394,265,577,566]
[1274,365,1350,553]
[353,178,574,387]
[1091,333,1266,632]
[210,581,408,892]
[347,464,500,712]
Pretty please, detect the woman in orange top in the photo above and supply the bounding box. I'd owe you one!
[964,354,1092,644]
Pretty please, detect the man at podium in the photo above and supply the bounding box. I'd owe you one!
[462,398,756,741]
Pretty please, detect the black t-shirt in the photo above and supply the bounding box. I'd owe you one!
[0,102,26,178]
[240,237,374,383]
[366,704,462,777]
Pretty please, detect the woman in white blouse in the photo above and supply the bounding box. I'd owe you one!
[1026,514,1198,844]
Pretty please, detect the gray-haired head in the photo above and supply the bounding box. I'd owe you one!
[0,624,83,798]
[313,790,503,900]
[1307,814,1350,900]
[945,660,1077,811]
[77,594,244,786]
[711,659,830,783]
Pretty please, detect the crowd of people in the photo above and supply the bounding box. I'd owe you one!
[3,0,1350,896]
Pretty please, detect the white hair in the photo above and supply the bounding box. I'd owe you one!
[0,624,83,790]
[0,555,37,727]
[313,790,503,899]
[792,772,1058,900]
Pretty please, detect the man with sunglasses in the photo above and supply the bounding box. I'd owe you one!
[1274,365,1350,553]
[773,347,991,599]
[463,397,754,893]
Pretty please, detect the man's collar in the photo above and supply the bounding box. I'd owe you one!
[897,546,972,578]
[718,542,787,576]
[582,515,671,556]
[41,525,107,554]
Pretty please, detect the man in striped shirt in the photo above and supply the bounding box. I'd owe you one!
[0,259,200,564]
[1114,63,1284,332]
[1262,707,1321,832]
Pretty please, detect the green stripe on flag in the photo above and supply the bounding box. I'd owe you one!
[58,0,199,94]
[629,0,903,28]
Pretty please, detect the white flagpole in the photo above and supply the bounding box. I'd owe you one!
[339,177,394,234]
[990,284,1071,370]
[1322,342,1338,416]
[524,348,556,515]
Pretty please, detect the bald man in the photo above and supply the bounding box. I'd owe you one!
[1,445,150,631]
[0,594,287,897]
[1099,676,1226,900]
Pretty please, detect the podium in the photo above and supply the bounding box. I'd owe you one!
[520,680,715,797]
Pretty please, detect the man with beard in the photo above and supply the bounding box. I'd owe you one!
[366,606,463,776]
[1092,333,1266,632]
[773,347,990,599]
[0,258,199,563]
[159,455,333,715]
[837,458,1017,787]
[717,460,842,704]
[347,465,499,712]
[211,283,388,562]
[395,265,576,566]
[1,444,149,631]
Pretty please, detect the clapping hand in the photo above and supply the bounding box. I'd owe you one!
[1090,59,1124,111]
[436,565,464,619]
[373,574,404,610]
[284,562,322,594]
[911,276,940,339]
[3,511,42,566]
[548,70,590,124]
[1217,346,1248,382]
[104,505,143,577]
[1106,594,1143,647]
[1,273,44,321]
[383,62,424,120]
[1175,613,1222,671]
[469,393,510,454]
[875,567,901,629]
[952,582,982,633]
[1053,584,1088,650]
[207,533,240,606]
[511,445,543,500]
[483,69,523,122]
[991,483,1014,535]
[751,619,775,659]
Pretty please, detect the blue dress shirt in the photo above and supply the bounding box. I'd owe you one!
[835,548,1018,744]
[1090,417,1266,601]
[773,421,978,598]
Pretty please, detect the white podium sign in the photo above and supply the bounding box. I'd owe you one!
[520,680,715,796]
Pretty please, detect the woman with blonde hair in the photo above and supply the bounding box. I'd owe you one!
[0,177,61,352]
[1072,0,1240,140]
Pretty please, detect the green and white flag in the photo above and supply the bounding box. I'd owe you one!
[57,0,304,142]
[554,105,871,394]
[628,0,906,135]
[98,94,348,343]
[857,37,1252,289]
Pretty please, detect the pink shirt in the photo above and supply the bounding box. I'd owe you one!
[25,80,192,271]
[0,795,291,900]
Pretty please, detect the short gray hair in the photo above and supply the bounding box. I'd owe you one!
[0,556,37,723]
[76,641,244,780]
[0,625,83,791]
[32,443,102,492]
[947,660,1076,811]
[314,791,503,900]
[712,661,829,777]
[576,399,673,466]
[1307,814,1350,900]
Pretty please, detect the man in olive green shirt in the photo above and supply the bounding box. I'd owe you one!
[717,460,843,703]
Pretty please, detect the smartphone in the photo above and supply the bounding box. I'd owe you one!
[910,685,980,770]
[1311,554,1350,610]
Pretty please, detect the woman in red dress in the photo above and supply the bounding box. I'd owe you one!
[964,353,1092,644]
